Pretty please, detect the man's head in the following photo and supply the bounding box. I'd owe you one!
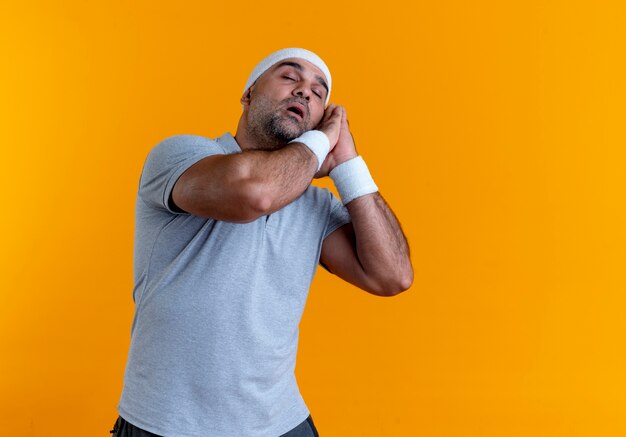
[238,48,332,150]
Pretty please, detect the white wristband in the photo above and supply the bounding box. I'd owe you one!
[329,156,379,205]
[288,130,330,171]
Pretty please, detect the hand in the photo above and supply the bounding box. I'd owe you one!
[314,105,358,179]
[315,104,342,150]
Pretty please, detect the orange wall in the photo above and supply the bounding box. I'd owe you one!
[1,1,625,436]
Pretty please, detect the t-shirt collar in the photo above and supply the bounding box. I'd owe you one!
[215,131,242,154]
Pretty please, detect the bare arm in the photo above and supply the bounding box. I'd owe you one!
[172,143,318,222]
[321,193,413,296]
[172,104,343,222]
[319,106,413,296]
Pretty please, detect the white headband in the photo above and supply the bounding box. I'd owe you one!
[242,47,332,107]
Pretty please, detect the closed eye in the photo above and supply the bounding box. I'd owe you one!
[283,75,322,99]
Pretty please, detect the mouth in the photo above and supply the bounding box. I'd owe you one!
[284,103,306,121]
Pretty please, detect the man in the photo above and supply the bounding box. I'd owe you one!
[111,48,413,437]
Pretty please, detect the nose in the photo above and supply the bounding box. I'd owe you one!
[292,83,311,101]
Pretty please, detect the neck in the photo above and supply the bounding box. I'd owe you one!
[234,114,284,152]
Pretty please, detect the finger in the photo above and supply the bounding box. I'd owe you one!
[323,104,335,121]
[334,107,348,126]
[323,106,336,122]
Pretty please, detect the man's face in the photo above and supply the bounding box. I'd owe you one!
[243,58,329,144]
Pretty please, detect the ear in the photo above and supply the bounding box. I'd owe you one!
[240,85,254,106]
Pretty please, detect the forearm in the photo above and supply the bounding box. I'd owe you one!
[346,192,413,292]
[235,141,318,215]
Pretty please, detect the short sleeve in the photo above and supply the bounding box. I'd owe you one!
[323,191,352,240]
[138,134,227,214]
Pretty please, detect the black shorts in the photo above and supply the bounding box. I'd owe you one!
[109,414,320,437]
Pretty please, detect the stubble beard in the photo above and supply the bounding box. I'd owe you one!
[247,95,309,151]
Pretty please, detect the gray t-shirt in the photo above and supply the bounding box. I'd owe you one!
[117,132,352,437]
